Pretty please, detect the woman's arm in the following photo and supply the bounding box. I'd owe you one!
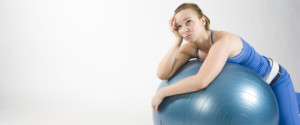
[157,15,195,80]
[157,40,195,80]
[152,37,232,112]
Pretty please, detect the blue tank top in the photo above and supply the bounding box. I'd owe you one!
[196,31,272,78]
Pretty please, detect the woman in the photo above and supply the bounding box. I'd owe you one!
[151,3,300,125]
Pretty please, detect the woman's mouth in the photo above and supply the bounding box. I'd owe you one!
[185,34,192,38]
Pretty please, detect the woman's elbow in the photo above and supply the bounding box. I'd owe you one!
[197,82,209,90]
[157,70,171,80]
[157,72,169,80]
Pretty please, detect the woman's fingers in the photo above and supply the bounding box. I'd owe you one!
[152,104,158,113]
[154,105,158,113]
[169,17,174,28]
[168,14,182,39]
[173,17,177,30]
[151,101,159,113]
[169,15,176,28]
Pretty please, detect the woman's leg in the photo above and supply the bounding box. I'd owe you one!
[271,77,300,125]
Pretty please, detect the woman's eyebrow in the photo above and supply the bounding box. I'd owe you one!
[183,17,191,21]
[176,17,191,26]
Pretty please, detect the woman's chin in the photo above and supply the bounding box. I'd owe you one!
[185,39,194,43]
[184,37,196,43]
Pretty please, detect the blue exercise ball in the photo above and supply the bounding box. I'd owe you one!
[153,59,279,125]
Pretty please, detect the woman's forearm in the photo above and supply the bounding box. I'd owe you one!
[158,39,231,98]
[158,75,206,98]
[157,38,183,79]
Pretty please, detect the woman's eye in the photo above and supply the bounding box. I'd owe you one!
[177,26,181,29]
[186,20,191,24]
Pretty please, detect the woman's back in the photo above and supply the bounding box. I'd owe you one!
[192,30,272,79]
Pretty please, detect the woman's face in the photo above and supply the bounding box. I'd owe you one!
[175,9,206,43]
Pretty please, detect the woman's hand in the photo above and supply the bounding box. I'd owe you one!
[151,91,165,113]
[169,15,182,41]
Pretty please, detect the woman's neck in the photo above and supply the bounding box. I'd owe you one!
[194,30,212,52]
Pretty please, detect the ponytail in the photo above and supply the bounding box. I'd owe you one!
[203,14,210,30]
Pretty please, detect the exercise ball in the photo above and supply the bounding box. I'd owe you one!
[153,59,279,125]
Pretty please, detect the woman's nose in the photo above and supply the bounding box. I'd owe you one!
[183,26,189,33]
[179,26,189,35]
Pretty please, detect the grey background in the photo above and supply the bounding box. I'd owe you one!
[0,0,299,125]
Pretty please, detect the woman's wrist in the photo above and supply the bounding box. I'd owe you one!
[175,37,183,42]
[157,87,168,98]
[175,37,183,47]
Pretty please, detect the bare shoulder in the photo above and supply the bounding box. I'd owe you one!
[212,30,240,42]
[179,43,197,57]
[212,30,243,57]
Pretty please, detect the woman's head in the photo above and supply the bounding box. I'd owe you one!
[174,3,210,42]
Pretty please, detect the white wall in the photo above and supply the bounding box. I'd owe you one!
[0,0,299,125]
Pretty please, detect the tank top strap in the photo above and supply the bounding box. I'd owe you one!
[195,30,213,59]
[210,30,214,45]
[196,48,199,59]
[191,43,199,59]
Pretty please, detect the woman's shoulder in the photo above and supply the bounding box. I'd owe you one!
[212,30,239,42]
[180,42,197,49]
[212,30,242,46]
[179,43,197,55]
[212,30,244,58]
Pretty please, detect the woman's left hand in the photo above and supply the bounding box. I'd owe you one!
[151,91,165,113]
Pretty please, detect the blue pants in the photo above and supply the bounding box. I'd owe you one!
[270,65,300,125]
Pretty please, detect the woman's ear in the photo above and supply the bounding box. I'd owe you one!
[201,17,206,25]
